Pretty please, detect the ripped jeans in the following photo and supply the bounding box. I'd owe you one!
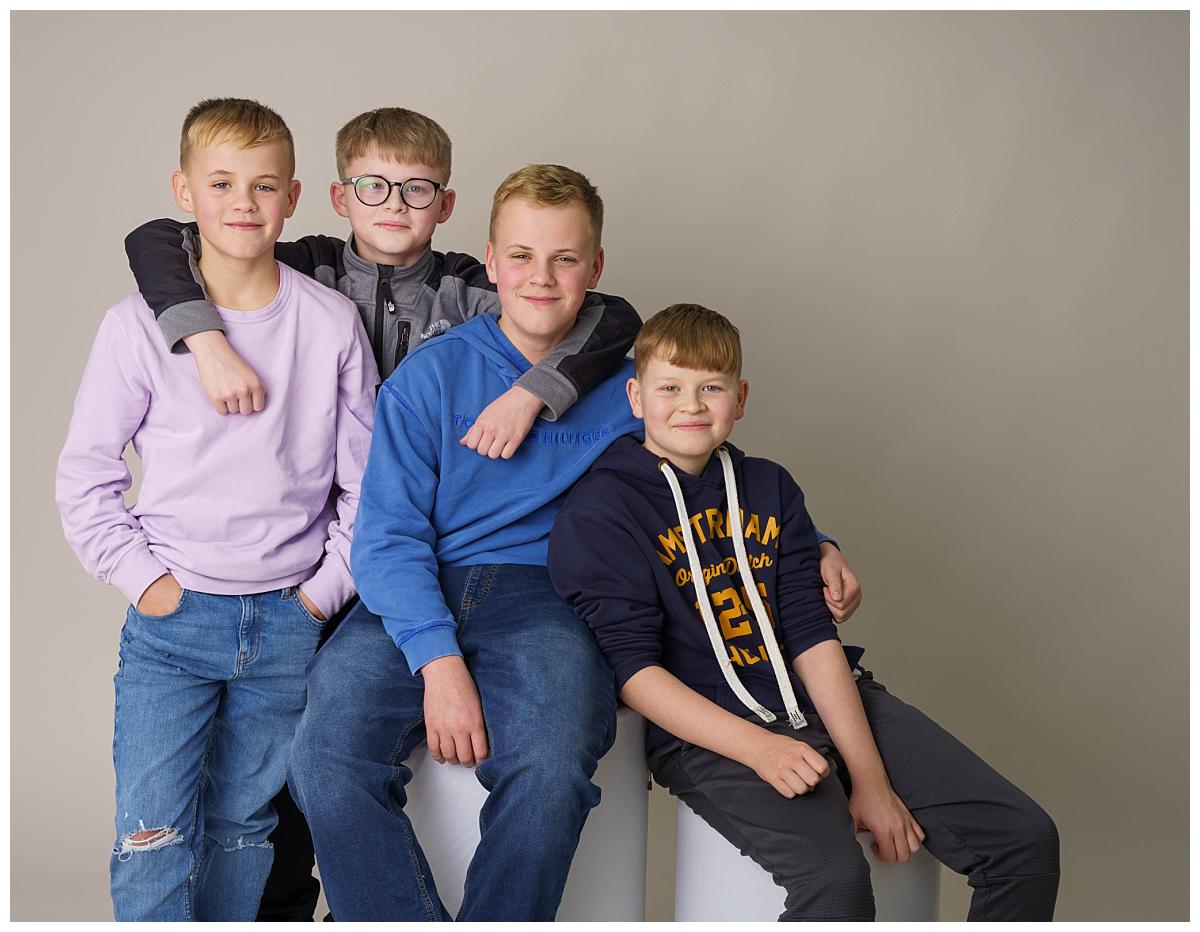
[110,587,324,921]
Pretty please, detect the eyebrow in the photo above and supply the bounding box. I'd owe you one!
[505,243,582,254]
[206,170,281,180]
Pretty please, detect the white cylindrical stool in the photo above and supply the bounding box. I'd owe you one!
[406,706,648,920]
[675,800,941,920]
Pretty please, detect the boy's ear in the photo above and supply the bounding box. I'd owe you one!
[484,240,498,285]
[285,179,302,219]
[735,379,749,420]
[587,245,605,290]
[436,187,456,225]
[330,180,351,219]
[171,170,194,215]
[626,376,645,420]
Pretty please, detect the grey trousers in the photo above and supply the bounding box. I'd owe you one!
[648,675,1060,921]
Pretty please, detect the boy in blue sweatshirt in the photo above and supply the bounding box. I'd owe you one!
[548,304,1060,920]
[284,164,642,921]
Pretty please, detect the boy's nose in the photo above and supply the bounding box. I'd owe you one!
[529,263,556,285]
[383,186,408,211]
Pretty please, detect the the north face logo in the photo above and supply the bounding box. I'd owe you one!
[421,319,452,341]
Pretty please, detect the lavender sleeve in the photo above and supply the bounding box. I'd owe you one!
[55,309,170,605]
[296,314,378,617]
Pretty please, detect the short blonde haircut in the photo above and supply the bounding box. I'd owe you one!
[180,98,295,176]
[489,164,604,250]
[335,108,452,181]
[634,304,743,380]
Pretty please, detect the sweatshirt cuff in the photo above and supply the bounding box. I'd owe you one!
[110,547,171,607]
[612,658,662,691]
[300,563,353,620]
[514,366,576,422]
[785,627,842,662]
[815,530,839,550]
[398,623,462,676]
[157,300,225,354]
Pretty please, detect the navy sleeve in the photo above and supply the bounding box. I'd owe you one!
[125,220,347,352]
[548,501,666,689]
[773,471,841,660]
[517,290,642,420]
[124,218,217,353]
[436,251,643,420]
[273,234,346,283]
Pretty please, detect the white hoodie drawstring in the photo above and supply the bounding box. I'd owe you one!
[658,448,807,729]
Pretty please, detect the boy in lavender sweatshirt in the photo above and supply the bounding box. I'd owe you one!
[55,98,377,922]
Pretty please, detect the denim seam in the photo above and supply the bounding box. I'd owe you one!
[384,715,440,920]
[183,709,220,921]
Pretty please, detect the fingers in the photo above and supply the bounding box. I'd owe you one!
[471,726,490,763]
[212,386,266,417]
[825,576,863,623]
[427,731,446,765]
[460,423,483,451]
[460,424,511,458]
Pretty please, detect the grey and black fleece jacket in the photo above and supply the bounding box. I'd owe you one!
[124,219,642,420]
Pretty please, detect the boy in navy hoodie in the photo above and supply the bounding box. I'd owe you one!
[548,304,1060,921]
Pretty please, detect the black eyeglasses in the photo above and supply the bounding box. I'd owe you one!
[341,175,445,209]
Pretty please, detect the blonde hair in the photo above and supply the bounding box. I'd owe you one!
[180,98,294,175]
[634,304,743,380]
[335,107,452,181]
[488,164,604,249]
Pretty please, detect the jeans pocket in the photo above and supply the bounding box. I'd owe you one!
[130,587,190,620]
[287,588,327,629]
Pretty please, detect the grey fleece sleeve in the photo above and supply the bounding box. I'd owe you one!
[124,219,222,353]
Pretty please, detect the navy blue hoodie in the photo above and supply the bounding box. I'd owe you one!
[549,435,864,753]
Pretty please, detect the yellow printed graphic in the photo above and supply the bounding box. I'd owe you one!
[655,507,782,565]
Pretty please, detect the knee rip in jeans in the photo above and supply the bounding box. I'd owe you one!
[114,822,183,861]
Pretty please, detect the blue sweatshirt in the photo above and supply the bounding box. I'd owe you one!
[548,436,864,754]
[351,313,642,673]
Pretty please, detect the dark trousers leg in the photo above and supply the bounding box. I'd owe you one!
[254,785,320,922]
[649,721,876,921]
[255,598,356,923]
[857,676,1060,920]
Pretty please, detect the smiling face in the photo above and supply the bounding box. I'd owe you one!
[485,197,604,364]
[627,354,749,476]
[171,137,299,265]
[330,151,455,268]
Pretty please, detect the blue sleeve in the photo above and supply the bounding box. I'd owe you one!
[773,474,841,660]
[349,376,459,673]
[548,501,666,690]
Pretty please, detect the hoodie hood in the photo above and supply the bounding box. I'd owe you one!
[588,434,748,493]
[437,312,532,385]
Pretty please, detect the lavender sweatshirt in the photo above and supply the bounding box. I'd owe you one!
[56,263,378,616]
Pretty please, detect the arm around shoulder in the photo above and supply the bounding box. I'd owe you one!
[514,291,642,421]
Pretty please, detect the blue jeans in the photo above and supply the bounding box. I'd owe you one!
[288,564,618,921]
[110,587,324,921]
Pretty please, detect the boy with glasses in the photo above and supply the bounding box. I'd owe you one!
[55,98,376,921]
[125,107,642,457]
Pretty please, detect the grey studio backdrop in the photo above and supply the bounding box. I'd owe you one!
[10,11,1186,922]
